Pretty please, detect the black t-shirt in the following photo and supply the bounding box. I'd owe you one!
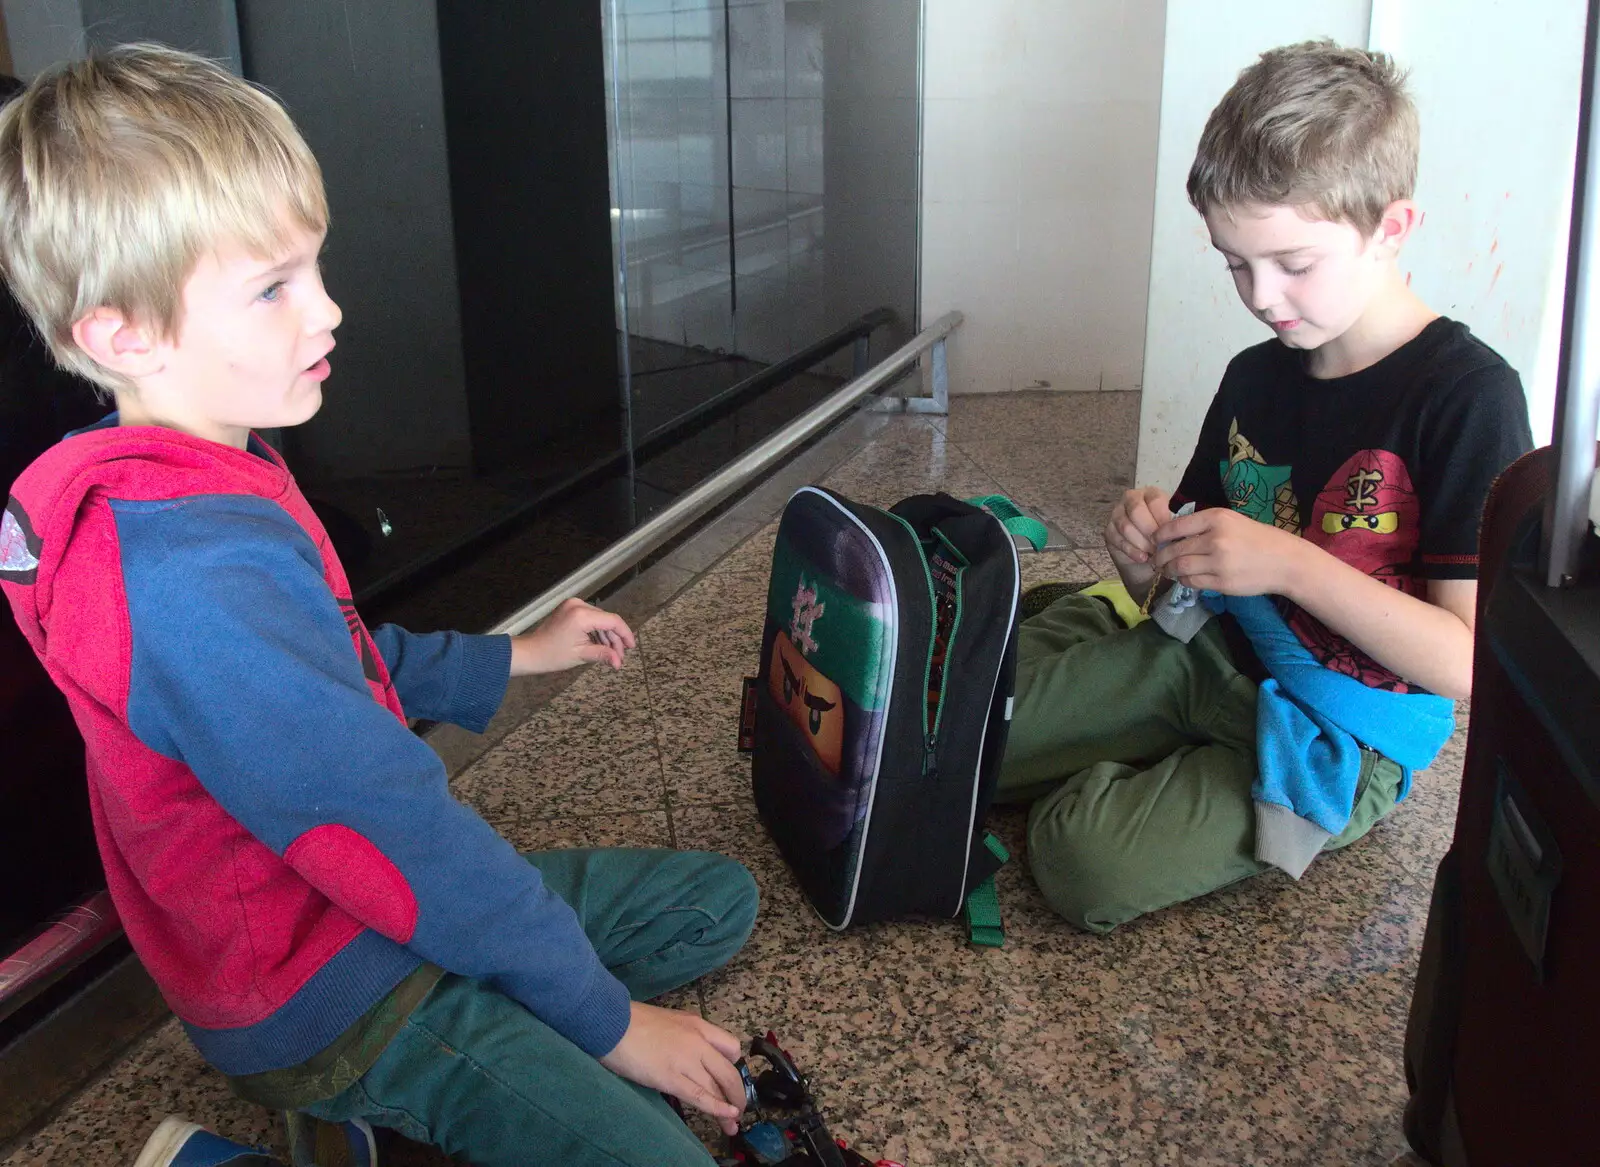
[1173,317,1533,692]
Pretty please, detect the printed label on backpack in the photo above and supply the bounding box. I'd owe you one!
[925,542,966,736]
[738,677,760,753]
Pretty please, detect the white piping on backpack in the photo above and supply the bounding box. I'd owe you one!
[793,485,897,931]
[956,511,1020,916]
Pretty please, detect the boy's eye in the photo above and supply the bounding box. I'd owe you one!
[1225,261,1246,273]
[1283,264,1313,277]
[259,281,286,303]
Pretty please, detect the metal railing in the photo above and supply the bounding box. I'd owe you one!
[354,307,897,608]
[490,310,962,634]
[0,892,120,1026]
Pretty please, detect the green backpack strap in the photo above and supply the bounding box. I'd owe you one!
[966,494,1049,552]
[964,833,1010,947]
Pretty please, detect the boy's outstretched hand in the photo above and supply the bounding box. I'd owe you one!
[599,1001,747,1136]
[1151,505,1307,597]
[509,597,637,675]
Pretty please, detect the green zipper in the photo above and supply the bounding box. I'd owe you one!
[878,510,936,768]
[877,509,969,777]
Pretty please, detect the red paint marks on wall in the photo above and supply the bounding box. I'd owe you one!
[1490,262,1505,292]
[1491,237,1499,255]
[1406,271,1413,286]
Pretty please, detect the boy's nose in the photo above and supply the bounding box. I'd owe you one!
[313,290,343,335]
[1248,274,1281,314]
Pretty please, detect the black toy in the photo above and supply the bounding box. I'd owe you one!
[716,1032,903,1167]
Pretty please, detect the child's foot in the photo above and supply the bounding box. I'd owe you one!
[283,1112,379,1167]
[132,1117,282,1166]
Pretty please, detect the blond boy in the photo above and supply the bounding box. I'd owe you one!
[0,45,755,1166]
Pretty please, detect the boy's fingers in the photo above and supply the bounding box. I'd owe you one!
[1174,570,1220,592]
[1118,520,1154,556]
[1140,488,1172,522]
[1113,536,1149,563]
[697,1019,742,1061]
[587,611,637,650]
[703,1046,747,1106]
[686,1061,742,1116]
[684,1081,739,1123]
[1161,545,1213,578]
[578,643,623,668]
[1129,500,1166,538]
[588,609,630,636]
[1155,510,1208,545]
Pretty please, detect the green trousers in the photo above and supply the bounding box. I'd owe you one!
[996,594,1402,933]
[303,848,758,1166]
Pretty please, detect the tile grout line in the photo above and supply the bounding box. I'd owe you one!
[633,638,681,850]
[933,424,1074,534]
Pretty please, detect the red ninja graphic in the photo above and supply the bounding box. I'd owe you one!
[1285,449,1421,691]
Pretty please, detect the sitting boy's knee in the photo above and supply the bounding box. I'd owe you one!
[724,861,760,940]
[1025,816,1144,934]
[683,851,760,944]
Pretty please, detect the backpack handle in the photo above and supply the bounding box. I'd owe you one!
[966,494,1050,552]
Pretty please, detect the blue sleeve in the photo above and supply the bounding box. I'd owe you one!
[112,495,630,1057]
[368,624,510,731]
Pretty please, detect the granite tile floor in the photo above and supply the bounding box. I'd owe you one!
[2,393,1447,1166]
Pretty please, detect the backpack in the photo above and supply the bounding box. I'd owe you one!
[746,487,1038,942]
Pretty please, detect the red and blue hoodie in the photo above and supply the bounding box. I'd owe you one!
[0,418,631,1075]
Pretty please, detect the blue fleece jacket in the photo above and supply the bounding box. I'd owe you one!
[1204,593,1456,877]
[3,417,631,1077]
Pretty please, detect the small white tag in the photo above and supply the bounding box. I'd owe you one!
[1004,696,1014,721]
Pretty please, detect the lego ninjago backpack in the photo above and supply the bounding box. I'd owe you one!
[746,487,1041,943]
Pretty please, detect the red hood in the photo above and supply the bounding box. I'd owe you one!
[1,423,292,652]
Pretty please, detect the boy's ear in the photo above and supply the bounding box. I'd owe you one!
[1372,199,1421,258]
[71,307,164,379]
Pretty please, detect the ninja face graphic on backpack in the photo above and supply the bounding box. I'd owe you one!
[767,579,845,774]
[756,541,891,856]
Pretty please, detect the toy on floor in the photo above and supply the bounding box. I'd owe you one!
[716,1032,904,1167]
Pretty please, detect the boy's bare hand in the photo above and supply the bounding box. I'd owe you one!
[598,1002,747,1135]
[509,597,637,676]
[1105,486,1175,566]
[1152,506,1308,597]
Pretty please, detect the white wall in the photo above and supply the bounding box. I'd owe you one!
[1136,0,1586,490]
[1368,0,1585,447]
[920,0,1166,394]
[1134,0,1373,489]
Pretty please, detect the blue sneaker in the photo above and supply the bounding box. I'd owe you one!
[132,1117,282,1166]
[282,1112,379,1167]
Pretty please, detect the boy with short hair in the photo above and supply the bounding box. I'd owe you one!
[0,45,756,1166]
[999,40,1532,932]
